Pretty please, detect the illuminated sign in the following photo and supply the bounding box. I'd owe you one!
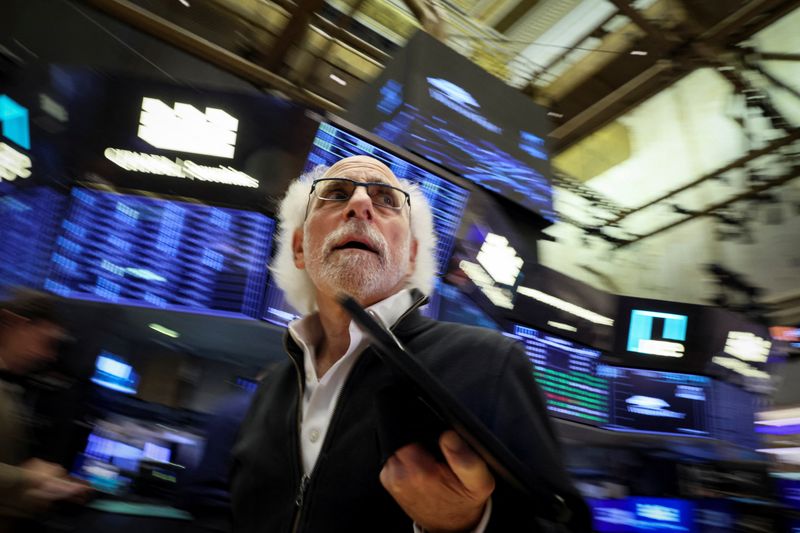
[476,233,522,286]
[104,148,258,188]
[137,97,238,159]
[724,331,771,363]
[0,95,30,149]
[426,77,501,134]
[517,286,614,326]
[627,310,687,357]
[459,259,515,309]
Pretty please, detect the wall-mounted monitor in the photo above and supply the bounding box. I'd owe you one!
[600,366,711,437]
[91,351,138,394]
[614,297,706,373]
[512,324,610,427]
[345,32,555,220]
[44,188,274,318]
[263,118,470,326]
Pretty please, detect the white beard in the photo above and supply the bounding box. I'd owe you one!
[305,220,410,301]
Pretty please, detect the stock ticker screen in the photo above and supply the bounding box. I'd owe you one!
[263,121,470,326]
[600,366,711,437]
[44,188,274,318]
[513,324,610,427]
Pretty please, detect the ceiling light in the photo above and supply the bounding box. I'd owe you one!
[149,323,180,338]
[329,74,347,86]
[630,50,648,56]
[517,286,614,326]
[756,447,800,455]
[717,65,735,71]
[547,111,564,118]
[547,321,577,332]
[179,0,190,6]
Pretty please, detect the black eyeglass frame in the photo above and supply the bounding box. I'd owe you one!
[304,177,412,220]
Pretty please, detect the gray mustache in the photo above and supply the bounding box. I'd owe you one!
[323,221,388,259]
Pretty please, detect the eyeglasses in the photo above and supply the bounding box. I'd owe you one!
[305,177,411,217]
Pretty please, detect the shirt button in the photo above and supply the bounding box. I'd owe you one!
[309,428,320,443]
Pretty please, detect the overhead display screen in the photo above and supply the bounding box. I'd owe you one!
[345,32,554,220]
[263,120,470,326]
[600,366,711,437]
[626,309,689,358]
[44,188,274,318]
[513,324,609,426]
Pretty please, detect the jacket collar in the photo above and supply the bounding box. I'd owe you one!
[284,288,430,365]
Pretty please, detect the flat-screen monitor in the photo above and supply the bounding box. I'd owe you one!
[587,497,695,533]
[600,366,711,437]
[44,188,274,318]
[512,324,610,426]
[263,120,470,326]
[614,297,706,373]
[91,351,138,394]
[345,32,555,219]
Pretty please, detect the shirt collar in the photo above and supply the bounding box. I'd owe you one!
[288,289,414,378]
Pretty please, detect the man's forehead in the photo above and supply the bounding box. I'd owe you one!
[323,156,400,186]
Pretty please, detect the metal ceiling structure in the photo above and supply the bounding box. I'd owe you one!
[79,0,799,321]
[84,0,798,149]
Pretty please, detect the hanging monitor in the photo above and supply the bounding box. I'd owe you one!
[345,32,554,221]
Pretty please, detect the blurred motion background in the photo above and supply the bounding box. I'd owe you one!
[0,0,799,531]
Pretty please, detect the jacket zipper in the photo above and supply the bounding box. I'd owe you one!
[287,291,427,533]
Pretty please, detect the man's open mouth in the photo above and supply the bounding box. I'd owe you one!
[332,239,379,254]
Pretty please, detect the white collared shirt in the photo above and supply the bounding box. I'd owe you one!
[287,289,491,533]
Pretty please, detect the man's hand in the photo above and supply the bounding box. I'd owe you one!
[21,459,91,509]
[380,430,495,533]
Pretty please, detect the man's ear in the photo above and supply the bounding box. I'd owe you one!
[408,239,418,273]
[292,228,306,269]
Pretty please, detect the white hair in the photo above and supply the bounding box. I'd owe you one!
[270,165,438,315]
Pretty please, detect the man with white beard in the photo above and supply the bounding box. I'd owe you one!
[230,156,588,533]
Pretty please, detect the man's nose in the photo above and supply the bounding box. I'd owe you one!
[344,186,374,221]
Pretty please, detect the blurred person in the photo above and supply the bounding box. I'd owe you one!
[0,289,89,531]
[231,156,589,532]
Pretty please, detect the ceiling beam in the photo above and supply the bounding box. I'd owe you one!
[494,0,539,34]
[614,163,800,249]
[607,129,800,225]
[83,0,342,112]
[261,0,328,72]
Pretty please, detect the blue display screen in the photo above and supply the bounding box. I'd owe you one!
[437,282,499,330]
[600,366,711,437]
[0,185,67,294]
[263,122,469,326]
[588,497,695,532]
[513,324,610,427]
[44,188,274,318]
[345,32,555,219]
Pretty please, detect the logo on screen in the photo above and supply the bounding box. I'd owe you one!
[627,310,687,357]
[426,78,501,134]
[137,97,239,159]
[0,95,30,149]
[626,395,686,419]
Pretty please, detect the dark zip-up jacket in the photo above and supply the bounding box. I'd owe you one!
[231,304,590,533]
